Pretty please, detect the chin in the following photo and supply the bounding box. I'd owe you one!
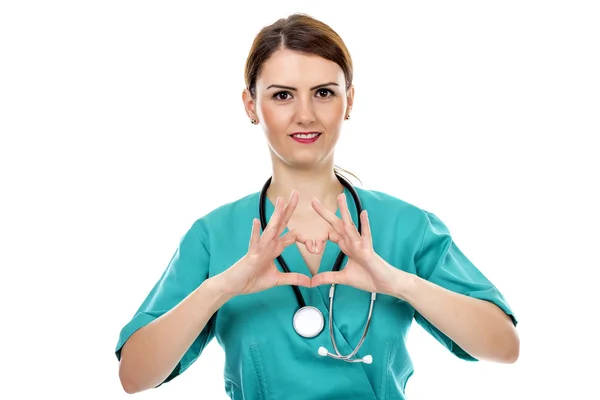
[287,156,331,170]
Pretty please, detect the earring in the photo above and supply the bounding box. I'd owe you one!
[345,115,350,120]
[250,118,257,124]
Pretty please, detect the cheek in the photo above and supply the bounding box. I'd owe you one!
[317,101,345,126]
[259,102,290,128]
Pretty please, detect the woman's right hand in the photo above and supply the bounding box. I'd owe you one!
[215,189,318,296]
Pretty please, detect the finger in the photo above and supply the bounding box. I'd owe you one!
[263,196,283,240]
[311,197,345,235]
[327,229,343,245]
[279,229,298,247]
[279,230,319,255]
[249,218,260,249]
[306,238,326,255]
[293,231,319,254]
[310,271,346,287]
[338,193,361,241]
[275,271,312,287]
[360,210,373,248]
[276,189,299,237]
[315,239,326,254]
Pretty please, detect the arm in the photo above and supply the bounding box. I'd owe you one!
[309,197,518,363]
[117,198,313,393]
[118,274,232,394]
[388,263,519,364]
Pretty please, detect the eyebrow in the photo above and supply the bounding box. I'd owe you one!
[266,82,339,91]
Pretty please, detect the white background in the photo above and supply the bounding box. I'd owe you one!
[1,1,598,399]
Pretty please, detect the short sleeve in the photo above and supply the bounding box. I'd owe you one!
[413,211,517,361]
[114,219,215,385]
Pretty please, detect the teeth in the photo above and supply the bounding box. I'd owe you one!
[294,133,319,139]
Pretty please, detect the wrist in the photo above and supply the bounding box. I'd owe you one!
[389,267,419,302]
[203,274,236,305]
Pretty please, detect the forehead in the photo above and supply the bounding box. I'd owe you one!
[256,48,344,89]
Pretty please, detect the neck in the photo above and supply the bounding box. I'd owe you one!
[266,163,344,215]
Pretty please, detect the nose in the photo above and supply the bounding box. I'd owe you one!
[294,96,316,125]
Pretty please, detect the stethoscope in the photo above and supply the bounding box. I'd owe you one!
[259,173,376,364]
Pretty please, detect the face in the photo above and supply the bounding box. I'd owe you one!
[243,48,354,170]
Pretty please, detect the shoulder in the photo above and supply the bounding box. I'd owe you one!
[354,186,453,259]
[354,186,432,226]
[353,186,452,245]
[187,191,260,236]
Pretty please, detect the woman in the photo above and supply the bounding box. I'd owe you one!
[115,13,519,399]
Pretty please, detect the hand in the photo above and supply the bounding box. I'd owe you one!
[217,190,320,296]
[309,193,398,295]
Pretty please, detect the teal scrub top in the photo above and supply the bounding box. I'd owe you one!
[115,186,517,400]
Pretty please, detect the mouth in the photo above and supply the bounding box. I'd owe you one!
[289,132,321,138]
[289,132,322,144]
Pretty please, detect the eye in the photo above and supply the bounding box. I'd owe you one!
[316,88,335,98]
[272,91,292,101]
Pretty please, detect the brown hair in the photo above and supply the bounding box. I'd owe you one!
[244,13,361,185]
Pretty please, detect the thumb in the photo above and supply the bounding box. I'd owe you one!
[311,271,346,287]
[274,271,312,288]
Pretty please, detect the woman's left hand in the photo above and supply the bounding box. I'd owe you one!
[310,193,400,295]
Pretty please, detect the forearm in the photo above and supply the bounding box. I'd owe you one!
[119,275,233,393]
[389,267,519,363]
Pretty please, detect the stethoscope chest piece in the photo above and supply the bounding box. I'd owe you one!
[293,306,324,338]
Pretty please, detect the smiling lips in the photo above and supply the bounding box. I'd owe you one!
[290,132,321,143]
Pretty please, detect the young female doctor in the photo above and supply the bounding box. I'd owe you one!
[115,13,519,399]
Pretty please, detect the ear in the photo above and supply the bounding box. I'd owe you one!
[242,88,258,123]
[345,85,355,118]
